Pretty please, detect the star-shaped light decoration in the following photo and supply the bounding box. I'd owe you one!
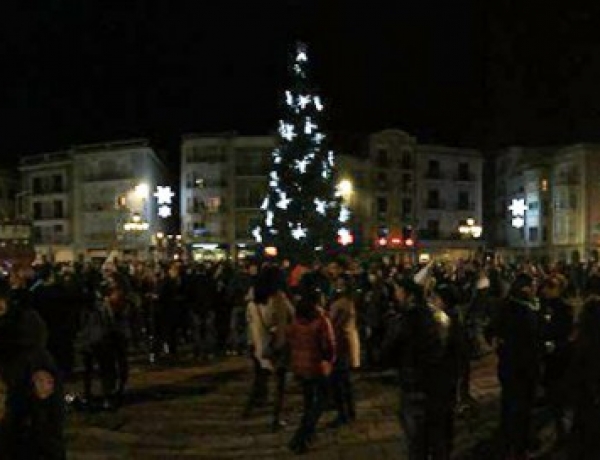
[154,186,174,205]
[291,225,307,240]
[314,96,324,111]
[304,117,317,134]
[158,205,172,218]
[276,192,292,209]
[509,198,527,217]
[298,95,311,109]
[279,121,296,141]
[295,158,309,173]
[314,198,327,215]
[314,133,325,144]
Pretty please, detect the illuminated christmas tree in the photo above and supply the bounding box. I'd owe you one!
[253,42,350,262]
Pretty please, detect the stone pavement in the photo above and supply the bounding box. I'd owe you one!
[66,354,502,459]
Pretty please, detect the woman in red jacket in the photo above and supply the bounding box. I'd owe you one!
[286,281,336,455]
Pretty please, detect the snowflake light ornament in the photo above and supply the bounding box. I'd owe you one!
[305,118,317,134]
[285,91,294,106]
[154,186,174,205]
[276,192,292,209]
[291,225,307,240]
[266,210,274,227]
[279,121,296,141]
[295,158,309,173]
[298,95,311,109]
[260,197,269,210]
[314,198,327,215]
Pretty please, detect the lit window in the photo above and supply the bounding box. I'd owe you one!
[541,179,548,191]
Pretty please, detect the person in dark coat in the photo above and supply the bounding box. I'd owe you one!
[380,276,448,460]
[568,295,600,459]
[538,274,573,445]
[0,280,66,460]
[486,273,543,460]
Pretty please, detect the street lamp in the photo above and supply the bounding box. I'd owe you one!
[459,218,482,238]
[337,179,353,198]
[134,183,150,199]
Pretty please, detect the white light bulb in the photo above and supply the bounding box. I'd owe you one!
[260,197,269,210]
[266,210,274,227]
[158,205,172,218]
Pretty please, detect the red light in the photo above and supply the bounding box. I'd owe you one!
[405,238,414,247]
[390,237,402,245]
[378,237,388,246]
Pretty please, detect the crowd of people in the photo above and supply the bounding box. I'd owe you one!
[0,253,600,459]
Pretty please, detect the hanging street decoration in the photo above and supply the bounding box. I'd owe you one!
[154,186,175,219]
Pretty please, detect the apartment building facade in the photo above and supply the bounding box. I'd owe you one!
[493,144,600,263]
[19,139,167,261]
[180,133,275,260]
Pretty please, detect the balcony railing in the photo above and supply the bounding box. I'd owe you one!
[33,213,68,220]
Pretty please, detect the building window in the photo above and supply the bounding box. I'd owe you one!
[457,191,470,210]
[541,179,548,191]
[52,174,63,192]
[458,163,470,181]
[377,149,388,167]
[33,202,42,219]
[33,177,42,194]
[401,152,412,169]
[542,226,548,242]
[206,197,221,213]
[569,193,578,209]
[427,190,440,209]
[529,227,539,242]
[53,200,64,218]
[427,160,441,179]
[376,172,387,188]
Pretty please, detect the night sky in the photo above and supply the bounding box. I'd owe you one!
[2,2,600,165]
